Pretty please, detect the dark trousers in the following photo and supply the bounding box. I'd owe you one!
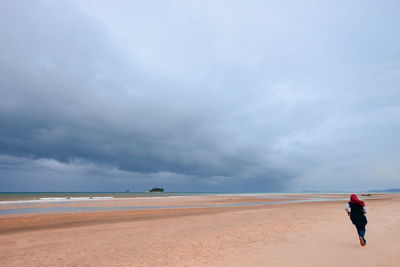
[355,224,366,238]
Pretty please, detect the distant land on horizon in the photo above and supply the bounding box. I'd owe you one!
[301,188,400,193]
[368,188,400,193]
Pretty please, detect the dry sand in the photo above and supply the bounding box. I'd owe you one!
[0,194,399,266]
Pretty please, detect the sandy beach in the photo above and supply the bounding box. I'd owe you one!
[1,194,399,266]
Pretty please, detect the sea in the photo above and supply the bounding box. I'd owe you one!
[0,191,290,201]
[0,192,371,215]
[0,191,353,201]
[0,192,192,201]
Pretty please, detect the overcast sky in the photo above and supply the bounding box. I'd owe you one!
[0,0,399,192]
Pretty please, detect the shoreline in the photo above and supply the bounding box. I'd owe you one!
[0,193,387,216]
[0,191,385,201]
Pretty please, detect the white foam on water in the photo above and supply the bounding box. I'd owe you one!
[0,196,115,205]
[40,197,69,200]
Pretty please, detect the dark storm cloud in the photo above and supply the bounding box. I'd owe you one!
[0,0,291,191]
[1,0,400,192]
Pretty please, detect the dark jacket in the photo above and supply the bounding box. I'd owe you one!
[349,202,367,227]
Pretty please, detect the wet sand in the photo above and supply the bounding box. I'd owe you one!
[0,194,399,266]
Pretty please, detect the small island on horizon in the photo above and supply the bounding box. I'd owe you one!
[148,188,164,193]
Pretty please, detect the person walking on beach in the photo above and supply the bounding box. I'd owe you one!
[345,194,367,246]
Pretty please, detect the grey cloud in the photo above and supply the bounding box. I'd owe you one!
[1,0,400,192]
